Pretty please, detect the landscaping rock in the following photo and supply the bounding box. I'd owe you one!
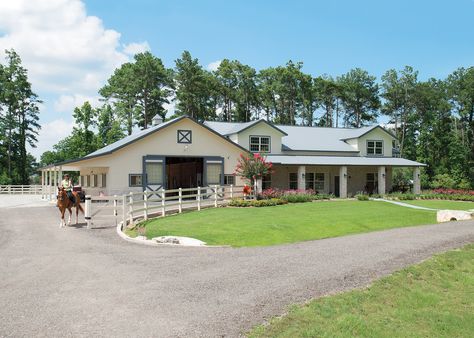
[437,210,473,223]
[152,236,206,246]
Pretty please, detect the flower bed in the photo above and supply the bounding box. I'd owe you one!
[260,188,333,203]
[228,198,288,207]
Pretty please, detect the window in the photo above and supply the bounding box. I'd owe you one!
[224,174,235,185]
[86,175,90,187]
[145,162,163,185]
[249,136,270,153]
[92,174,98,187]
[289,173,298,190]
[367,140,383,156]
[177,130,192,144]
[101,173,106,188]
[80,175,84,186]
[206,163,222,185]
[262,174,272,190]
[366,173,378,194]
[129,174,143,187]
[315,173,325,191]
[305,173,314,190]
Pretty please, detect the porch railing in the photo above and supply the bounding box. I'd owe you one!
[0,185,43,195]
[84,185,247,229]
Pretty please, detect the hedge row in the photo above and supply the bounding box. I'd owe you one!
[228,198,288,208]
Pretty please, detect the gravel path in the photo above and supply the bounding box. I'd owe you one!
[1,201,473,337]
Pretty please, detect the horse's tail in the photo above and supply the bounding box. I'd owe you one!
[77,202,84,214]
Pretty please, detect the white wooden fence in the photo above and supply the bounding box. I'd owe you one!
[0,185,43,194]
[84,185,246,229]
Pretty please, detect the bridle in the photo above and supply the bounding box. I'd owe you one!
[57,187,66,202]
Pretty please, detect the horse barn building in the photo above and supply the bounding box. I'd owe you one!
[39,115,425,198]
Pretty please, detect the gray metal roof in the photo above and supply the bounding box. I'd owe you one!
[266,155,425,167]
[204,119,287,136]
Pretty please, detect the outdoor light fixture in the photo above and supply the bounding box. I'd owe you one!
[344,173,347,178]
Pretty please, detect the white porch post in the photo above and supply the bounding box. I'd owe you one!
[297,165,306,190]
[53,167,58,200]
[48,169,53,200]
[413,167,421,194]
[41,170,45,200]
[58,166,63,186]
[339,166,347,198]
[377,166,386,195]
[256,178,263,194]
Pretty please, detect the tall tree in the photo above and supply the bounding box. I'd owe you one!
[0,49,41,183]
[338,68,380,128]
[381,66,418,157]
[314,75,339,127]
[97,104,125,147]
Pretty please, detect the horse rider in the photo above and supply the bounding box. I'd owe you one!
[61,174,75,203]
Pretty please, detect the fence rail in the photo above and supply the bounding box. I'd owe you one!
[84,185,247,229]
[0,185,43,195]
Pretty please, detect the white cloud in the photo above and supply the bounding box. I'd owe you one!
[123,41,151,56]
[28,118,75,159]
[53,94,101,113]
[206,60,222,71]
[0,0,151,158]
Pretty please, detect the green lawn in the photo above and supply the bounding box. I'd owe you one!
[142,200,436,247]
[249,244,474,338]
[402,199,474,211]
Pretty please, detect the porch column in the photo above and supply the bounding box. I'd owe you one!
[297,165,306,190]
[53,167,58,200]
[58,166,63,186]
[41,170,45,200]
[413,167,421,194]
[48,169,52,200]
[377,166,386,195]
[339,166,348,198]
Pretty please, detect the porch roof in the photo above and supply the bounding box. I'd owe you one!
[266,155,426,167]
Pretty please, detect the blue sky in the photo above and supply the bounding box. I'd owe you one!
[0,0,473,158]
[84,0,474,78]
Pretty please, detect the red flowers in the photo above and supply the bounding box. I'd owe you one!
[234,152,273,185]
[432,188,474,196]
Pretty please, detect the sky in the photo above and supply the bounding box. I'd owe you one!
[0,0,473,159]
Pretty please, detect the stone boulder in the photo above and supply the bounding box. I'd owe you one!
[152,236,206,246]
[437,210,473,223]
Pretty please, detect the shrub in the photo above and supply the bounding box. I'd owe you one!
[430,174,457,189]
[281,193,313,203]
[260,187,283,199]
[228,198,287,207]
[385,192,416,200]
[355,193,369,201]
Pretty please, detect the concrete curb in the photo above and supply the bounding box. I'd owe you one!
[115,221,229,248]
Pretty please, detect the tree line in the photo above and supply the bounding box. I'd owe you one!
[1,49,471,189]
[0,50,41,184]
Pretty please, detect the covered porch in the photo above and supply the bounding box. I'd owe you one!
[264,155,424,198]
[39,164,109,201]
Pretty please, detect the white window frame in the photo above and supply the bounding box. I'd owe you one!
[305,172,325,191]
[367,140,383,156]
[249,135,271,153]
[224,174,235,186]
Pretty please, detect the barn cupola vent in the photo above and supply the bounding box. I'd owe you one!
[152,115,163,126]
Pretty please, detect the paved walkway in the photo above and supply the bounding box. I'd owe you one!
[373,198,438,210]
[1,200,473,337]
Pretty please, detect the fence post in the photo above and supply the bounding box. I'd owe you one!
[122,195,126,229]
[214,185,218,207]
[230,184,233,199]
[129,192,134,227]
[113,195,118,226]
[161,188,166,217]
[85,195,92,229]
[178,188,182,213]
[143,191,148,220]
[197,186,201,211]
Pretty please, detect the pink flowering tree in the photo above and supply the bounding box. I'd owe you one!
[234,153,273,195]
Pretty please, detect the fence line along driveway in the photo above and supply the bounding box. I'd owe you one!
[1,202,474,337]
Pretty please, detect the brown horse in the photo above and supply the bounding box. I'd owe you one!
[57,187,84,228]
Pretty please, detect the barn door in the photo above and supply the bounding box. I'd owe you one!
[143,156,165,198]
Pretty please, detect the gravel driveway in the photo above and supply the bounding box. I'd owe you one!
[1,200,473,337]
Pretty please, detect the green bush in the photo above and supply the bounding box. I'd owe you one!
[312,193,334,200]
[281,194,313,203]
[228,198,288,207]
[355,193,369,201]
[430,173,457,189]
[386,192,416,200]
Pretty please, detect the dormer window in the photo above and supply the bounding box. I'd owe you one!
[367,140,383,156]
[250,136,270,152]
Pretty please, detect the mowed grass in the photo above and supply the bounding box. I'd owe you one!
[402,199,474,211]
[249,244,474,338]
[143,201,436,247]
